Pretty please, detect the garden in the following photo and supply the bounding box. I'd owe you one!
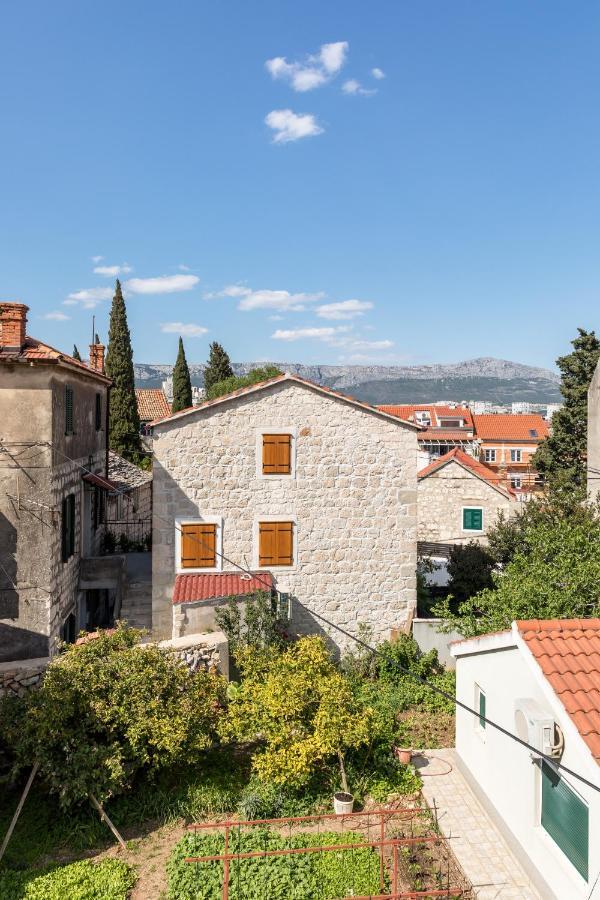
[0,595,459,898]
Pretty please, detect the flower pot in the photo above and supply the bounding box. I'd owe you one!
[394,747,413,765]
[333,792,354,815]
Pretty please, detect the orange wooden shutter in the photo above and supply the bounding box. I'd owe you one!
[181,523,216,568]
[259,521,293,566]
[262,434,291,474]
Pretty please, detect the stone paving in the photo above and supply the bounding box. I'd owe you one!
[417,748,542,899]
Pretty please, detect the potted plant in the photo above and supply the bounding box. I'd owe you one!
[333,749,354,814]
[393,746,413,766]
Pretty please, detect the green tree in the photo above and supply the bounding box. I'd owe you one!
[446,542,495,603]
[206,365,283,401]
[72,345,82,361]
[0,625,225,808]
[104,280,142,462]
[532,328,600,500]
[171,336,193,413]
[203,342,234,393]
[434,507,600,637]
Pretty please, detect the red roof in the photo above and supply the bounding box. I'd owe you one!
[472,414,549,442]
[135,388,171,421]
[173,571,274,604]
[418,448,513,497]
[378,404,474,429]
[517,619,600,764]
[0,336,111,384]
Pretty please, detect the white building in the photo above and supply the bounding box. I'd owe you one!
[452,620,600,900]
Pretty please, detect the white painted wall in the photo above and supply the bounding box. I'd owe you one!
[453,637,600,899]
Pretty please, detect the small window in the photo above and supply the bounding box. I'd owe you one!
[529,429,538,438]
[259,521,294,567]
[415,411,431,426]
[61,494,76,561]
[510,449,522,463]
[65,386,74,435]
[510,477,522,489]
[463,508,483,531]
[262,434,292,475]
[484,449,496,463]
[474,684,486,731]
[541,762,588,881]
[180,523,217,569]
[95,393,102,431]
[62,612,77,644]
[439,418,463,428]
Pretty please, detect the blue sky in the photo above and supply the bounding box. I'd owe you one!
[1,1,599,370]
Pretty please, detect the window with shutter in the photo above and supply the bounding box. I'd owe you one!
[65,386,74,435]
[180,523,217,569]
[62,494,75,561]
[476,685,486,730]
[463,508,483,531]
[259,521,294,567]
[262,434,292,475]
[95,393,102,431]
[541,762,588,881]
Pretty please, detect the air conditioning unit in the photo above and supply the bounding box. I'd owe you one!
[515,699,564,759]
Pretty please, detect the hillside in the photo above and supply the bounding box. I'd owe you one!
[133,357,561,405]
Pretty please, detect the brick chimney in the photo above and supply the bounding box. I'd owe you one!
[0,303,29,351]
[89,341,105,374]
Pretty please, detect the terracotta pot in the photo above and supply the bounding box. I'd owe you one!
[394,747,412,765]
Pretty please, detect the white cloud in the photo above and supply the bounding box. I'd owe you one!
[91,255,104,263]
[266,41,348,92]
[272,327,345,342]
[178,264,190,271]
[93,264,133,276]
[316,299,373,320]
[265,109,323,144]
[125,274,199,294]
[65,287,113,308]
[160,322,208,337]
[207,284,324,311]
[342,79,376,97]
[42,311,70,321]
[268,314,284,321]
[371,67,385,80]
[332,338,394,350]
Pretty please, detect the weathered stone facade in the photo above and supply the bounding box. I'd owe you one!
[418,459,515,546]
[0,656,48,698]
[152,377,418,652]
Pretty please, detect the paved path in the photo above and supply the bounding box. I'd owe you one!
[417,748,541,899]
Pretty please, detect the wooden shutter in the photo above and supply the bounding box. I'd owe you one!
[62,494,75,561]
[65,386,74,435]
[259,521,293,566]
[262,434,291,474]
[180,523,216,568]
[542,762,589,880]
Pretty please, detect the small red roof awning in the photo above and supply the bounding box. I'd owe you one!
[82,472,117,490]
[173,571,274,605]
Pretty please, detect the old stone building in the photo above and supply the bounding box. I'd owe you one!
[150,373,419,651]
[0,302,111,661]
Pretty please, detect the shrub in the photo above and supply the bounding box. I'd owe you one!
[214,591,286,660]
[0,859,135,900]
[167,829,383,899]
[206,365,283,401]
[0,624,226,808]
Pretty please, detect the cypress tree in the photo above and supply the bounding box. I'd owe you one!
[532,327,600,500]
[172,336,193,413]
[72,345,82,361]
[105,280,142,462]
[204,341,233,392]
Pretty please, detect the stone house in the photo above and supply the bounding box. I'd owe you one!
[150,373,419,652]
[104,451,152,548]
[378,403,477,468]
[0,302,111,661]
[471,413,548,495]
[417,448,515,585]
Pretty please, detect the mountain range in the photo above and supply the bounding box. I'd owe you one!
[134,357,561,405]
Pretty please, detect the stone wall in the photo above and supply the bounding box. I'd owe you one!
[418,459,515,546]
[0,657,49,698]
[152,379,418,652]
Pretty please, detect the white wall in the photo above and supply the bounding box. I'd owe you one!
[454,642,600,899]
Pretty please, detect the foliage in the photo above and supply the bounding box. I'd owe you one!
[446,542,495,603]
[167,829,384,900]
[203,341,234,393]
[0,859,135,900]
[532,327,600,501]
[171,336,193,413]
[206,365,283,401]
[101,530,151,554]
[214,590,286,660]
[220,637,372,789]
[434,512,600,636]
[72,344,82,361]
[105,280,142,462]
[0,625,225,808]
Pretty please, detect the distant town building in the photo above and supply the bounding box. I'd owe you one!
[472,413,549,495]
[544,403,562,421]
[161,377,173,404]
[378,404,478,468]
[511,402,533,414]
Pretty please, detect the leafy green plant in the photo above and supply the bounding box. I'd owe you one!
[206,365,283,401]
[0,859,135,900]
[215,590,286,660]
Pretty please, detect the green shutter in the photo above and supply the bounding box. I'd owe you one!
[478,690,486,729]
[65,386,74,435]
[541,762,588,881]
[463,508,483,530]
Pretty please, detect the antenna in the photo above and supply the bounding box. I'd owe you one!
[92,315,95,347]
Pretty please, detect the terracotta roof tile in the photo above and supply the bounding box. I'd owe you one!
[472,414,549,441]
[517,619,600,764]
[0,336,111,383]
[173,571,274,604]
[378,404,474,428]
[417,448,513,498]
[135,388,171,421]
